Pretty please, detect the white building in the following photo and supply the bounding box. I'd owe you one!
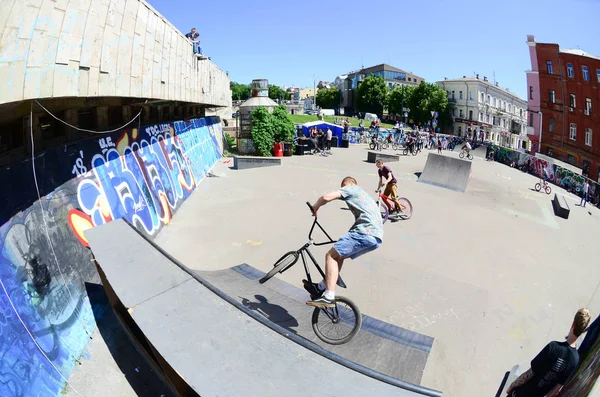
[437,76,530,150]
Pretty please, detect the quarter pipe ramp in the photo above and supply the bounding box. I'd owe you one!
[418,153,472,192]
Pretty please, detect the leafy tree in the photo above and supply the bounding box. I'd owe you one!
[316,87,341,109]
[387,85,414,116]
[250,106,274,156]
[268,84,291,101]
[230,82,250,101]
[272,105,296,143]
[356,75,388,116]
[405,81,449,126]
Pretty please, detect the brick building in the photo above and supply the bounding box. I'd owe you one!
[526,35,600,180]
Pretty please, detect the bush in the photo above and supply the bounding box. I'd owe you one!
[272,105,296,143]
[250,106,274,157]
[224,133,236,151]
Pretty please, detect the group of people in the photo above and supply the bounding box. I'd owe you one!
[185,28,207,58]
[305,126,333,155]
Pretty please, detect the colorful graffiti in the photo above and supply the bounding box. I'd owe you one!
[0,116,223,396]
[490,145,599,204]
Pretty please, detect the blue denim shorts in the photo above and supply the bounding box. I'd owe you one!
[333,231,381,260]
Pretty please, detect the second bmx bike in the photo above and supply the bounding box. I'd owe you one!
[535,179,552,194]
[375,190,413,223]
[259,202,362,345]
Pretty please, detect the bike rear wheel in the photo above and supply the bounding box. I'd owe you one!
[369,142,376,150]
[381,142,389,150]
[403,148,408,156]
[468,154,473,160]
[378,200,389,224]
[311,296,362,345]
[398,198,413,220]
[259,251,299,284]
[412,149,418,156]
[392,143,398,150]
[535,183,541,192]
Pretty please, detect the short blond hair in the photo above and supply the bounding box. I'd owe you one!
[574,308,591,337]
[341,176,357,187]
[375,159,384,165]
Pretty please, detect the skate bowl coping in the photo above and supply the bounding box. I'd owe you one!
[85,219,443,397]
[417,153,472,192]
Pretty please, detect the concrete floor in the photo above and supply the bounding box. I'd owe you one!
[156,144,600,397]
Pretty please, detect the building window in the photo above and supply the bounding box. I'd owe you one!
[469,110,473,120]
[549,117,556,132]
[570,94,576,109]
[567,63,574,78]
[583,66,590,81]
[479,112,483,122]
[569,123,576,140]
[597,69,600,83]
[508,104,511,112]
[528,113,534,127]
[529,86,534,99]
[451,90,455,99]
[586,128,592,146]
[493,116,496,125]
[459,109,463,118]
[459,91,463,100]
[486,114,490,123]
[480,92,484,102]
[520,109,523,117]
[469,91,473,100]
[408,78,412,82]
[487,95,491,104]
[586,98,592,115]
[493,98,497,107]
[549,90,556,103]
[546,61,553,74]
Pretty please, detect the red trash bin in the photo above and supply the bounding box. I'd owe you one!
[273,142,283,157]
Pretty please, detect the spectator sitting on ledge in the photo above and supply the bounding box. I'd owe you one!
[185,28,205,58]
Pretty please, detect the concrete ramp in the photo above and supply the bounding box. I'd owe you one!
[85,219,443,397]
[418,153,472,192]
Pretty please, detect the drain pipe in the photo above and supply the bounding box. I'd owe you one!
[538,110,543,155]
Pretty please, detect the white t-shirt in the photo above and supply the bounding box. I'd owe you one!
[584,182,590,193]
[466,142,472,150]
[326,129,332,140]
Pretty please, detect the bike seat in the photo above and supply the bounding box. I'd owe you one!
[336,275,347,289]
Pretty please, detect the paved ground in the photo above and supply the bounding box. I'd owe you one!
[156,144,600,397]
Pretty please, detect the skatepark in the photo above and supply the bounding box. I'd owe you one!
[65,143,600,397]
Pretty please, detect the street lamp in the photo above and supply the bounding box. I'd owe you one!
[313,74,316,111]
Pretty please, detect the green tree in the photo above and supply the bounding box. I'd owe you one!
[405,82,449,126]
[316,87,341,109]
[356,75,388,116]
[387,85,414,116]
[250,106,274,156]
[272,105,296,143]
[268,84,291,101]
[230,82,250,100]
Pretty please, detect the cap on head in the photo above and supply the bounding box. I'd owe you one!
[341,176,357,187]
[573,308,591,337]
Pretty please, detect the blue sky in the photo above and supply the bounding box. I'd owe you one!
[149,0,599,99]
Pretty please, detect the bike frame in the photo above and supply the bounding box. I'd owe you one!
[378,192,396,212]
[293,203,346,289]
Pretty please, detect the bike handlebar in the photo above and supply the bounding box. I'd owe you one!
[306,201,315,215]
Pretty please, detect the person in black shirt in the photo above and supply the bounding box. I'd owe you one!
[507,308,591,397]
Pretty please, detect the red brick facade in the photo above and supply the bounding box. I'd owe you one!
[533,43,600,181]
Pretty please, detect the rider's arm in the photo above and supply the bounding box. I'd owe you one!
[377,175,384,191]
[312,191,343,215]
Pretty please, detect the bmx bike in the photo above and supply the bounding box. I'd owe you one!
[459,150,473,160]
[535,179,552,194]
[376,190,413,223]
[259,202,362,345]
[402,145,419,156]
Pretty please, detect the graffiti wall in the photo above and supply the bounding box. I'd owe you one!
[0,117,223,396]
[490,145,599,204]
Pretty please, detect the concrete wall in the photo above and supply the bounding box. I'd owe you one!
[0,115,223,396]
[0,0,230,107]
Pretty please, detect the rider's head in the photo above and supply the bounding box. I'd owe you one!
[341,176,357,187]
[375,159,384,169]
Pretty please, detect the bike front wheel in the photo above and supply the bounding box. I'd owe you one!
[381,142,389,150]
[467,154,473,160]
[378,200,389,224]
[259,251,299,284]
[535,183,541,192]
[398,198,413,220]
[392,143,399,150]
[311,296,362,345]
[403,148,408,156]
[544,185,552,194]
[369,142,376,150]
[459,152,465,159]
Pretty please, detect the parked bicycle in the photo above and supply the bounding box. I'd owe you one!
[459,150,473,160]
[535,179,552,194]
[259,203,362,345]
[376,190,413,223]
